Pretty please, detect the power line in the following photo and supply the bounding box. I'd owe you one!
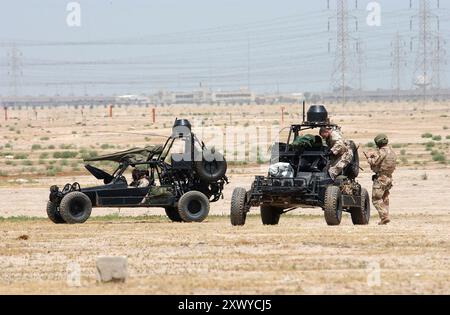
[1,5,450,96]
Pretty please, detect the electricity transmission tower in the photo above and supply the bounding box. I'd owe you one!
[356,39,365,92]
[329,0,359,105]
[411,0,444,104]
[6,43,23,99]
[432,33,446,96]
[391,33,408,102]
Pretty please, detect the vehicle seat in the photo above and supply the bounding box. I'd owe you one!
[297,147,328,173]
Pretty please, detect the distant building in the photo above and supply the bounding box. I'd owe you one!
[150,88,254,105]
[174,92,194,104]
[115,94,150,104]
[212,89,254,105]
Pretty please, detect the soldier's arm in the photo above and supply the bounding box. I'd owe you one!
[368,149,386,167]
[137,178,149,188]
[330,139,347,156]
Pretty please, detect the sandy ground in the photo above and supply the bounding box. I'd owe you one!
[0,214,448,294]
[0,101,449,294]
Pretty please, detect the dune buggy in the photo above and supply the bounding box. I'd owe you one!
[47,119,228,224]
[230,105,370,226]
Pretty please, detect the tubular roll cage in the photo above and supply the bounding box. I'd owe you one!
[105,131,208,197]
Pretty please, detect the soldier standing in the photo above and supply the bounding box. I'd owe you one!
[320,126,354,181]
[366,134,397,225]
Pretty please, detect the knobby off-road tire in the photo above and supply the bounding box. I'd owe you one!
[46,201,66,224]
[324,185,342,226]
[351,188,371,225]
[195,152,227,183]
[230,187,247,226]
[59,192,92,224]
[165,206,183,222]
[177,191,210,223]
[260,205,282,225]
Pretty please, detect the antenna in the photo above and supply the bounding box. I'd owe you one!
[302,100,306,123]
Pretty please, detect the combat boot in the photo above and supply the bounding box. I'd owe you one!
[378,217,391,225]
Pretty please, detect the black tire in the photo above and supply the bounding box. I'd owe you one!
[59,192,92,224]
[324,185,342,226]
[260,205,282,225]
[344,141,360,179]
[351,188,371,225]
[165,206,183,222]
[177,191,210,223]
[46,201,66,224]
[195,151,227,183]
[230,187,247,226]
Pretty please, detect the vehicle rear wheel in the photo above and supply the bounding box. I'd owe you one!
[59,192,92,224]
[324,185,342,226]
[177,191,210,223]
[46,201,66,224]
[351,188,371,225]
[230,187,247,226]
[165,206,183,222]
[260,205,282,225]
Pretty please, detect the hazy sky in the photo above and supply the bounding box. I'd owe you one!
[0,0,449,96]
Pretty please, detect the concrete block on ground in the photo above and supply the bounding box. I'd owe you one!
[96,256,128,283]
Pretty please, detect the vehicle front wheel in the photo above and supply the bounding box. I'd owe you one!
[59,192,92,224]
[324,185,342,226]
[351,188,371,225]
[165,206,183,222]
[177,191,210,223]
[260,205,282,225]
[230,187,247,226]
[46,201,66,224]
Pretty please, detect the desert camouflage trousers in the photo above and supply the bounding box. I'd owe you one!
[372,175,393,220]
[328,150,353,180]
[140,186,174,204]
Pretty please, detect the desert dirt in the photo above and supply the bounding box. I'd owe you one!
[0,101,449,294]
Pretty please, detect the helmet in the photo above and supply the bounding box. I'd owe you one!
[374,134,389,147]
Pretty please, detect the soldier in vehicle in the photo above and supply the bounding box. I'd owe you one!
[130,168,150,188]
[365,134,397,225]
[319,126,353,181]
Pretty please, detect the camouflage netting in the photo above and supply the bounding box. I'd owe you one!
[84,145,164,163]
[291,134,318,149]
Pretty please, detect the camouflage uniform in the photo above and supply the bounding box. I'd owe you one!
[136,177,150,188]
[325,129,353,180]
[367,145,397,223]
[141,186,174,204]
